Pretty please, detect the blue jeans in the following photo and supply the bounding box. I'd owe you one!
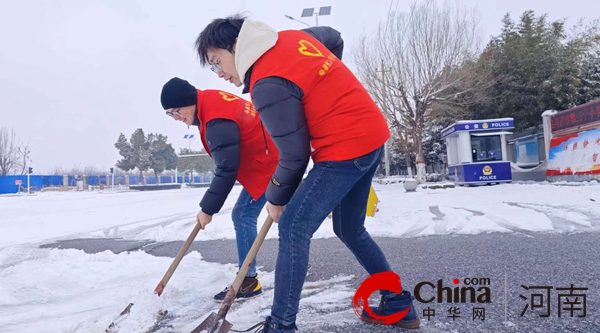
[271,145,392,325]
[232,188,267,277]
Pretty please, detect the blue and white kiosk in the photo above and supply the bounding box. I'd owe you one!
[441,118,514,186]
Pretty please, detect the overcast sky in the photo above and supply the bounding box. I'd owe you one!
[1,0,598,173]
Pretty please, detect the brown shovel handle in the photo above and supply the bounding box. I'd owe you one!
[217,215,274,317]
[154,221,203,296]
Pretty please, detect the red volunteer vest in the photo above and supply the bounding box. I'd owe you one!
[196,89,278,200]
[248,30,390,163]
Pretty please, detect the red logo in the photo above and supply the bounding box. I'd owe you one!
[352,271,411,324]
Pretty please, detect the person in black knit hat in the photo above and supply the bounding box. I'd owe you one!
[160,77,279,302]
[161,78,198,112]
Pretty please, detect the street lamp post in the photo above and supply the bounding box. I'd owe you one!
[183,134,195,150]
[110,167,114,190]
[284,15,311,27]
[27,167,32,194]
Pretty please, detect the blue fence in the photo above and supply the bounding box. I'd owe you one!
[0,175,51,194]
[0,174,214,195]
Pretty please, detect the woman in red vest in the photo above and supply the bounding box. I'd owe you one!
[194,15,420,332]
[160,77,278,302]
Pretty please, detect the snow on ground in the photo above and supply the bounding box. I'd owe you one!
[1,182,599,332]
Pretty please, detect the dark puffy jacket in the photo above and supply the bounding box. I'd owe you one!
[199,118,240,215]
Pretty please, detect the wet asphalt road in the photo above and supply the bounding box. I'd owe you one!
[42,232,600,332]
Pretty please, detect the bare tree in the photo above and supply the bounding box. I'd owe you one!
[400,131,415,176]
[48,165,107,176]
[0,127,31,176]
[354,0,494,183]
[18,145,32,175]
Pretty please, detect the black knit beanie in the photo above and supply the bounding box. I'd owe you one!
[160,77,198,109]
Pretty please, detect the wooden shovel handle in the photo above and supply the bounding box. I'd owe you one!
[154,222,203,296]
[217,215,274,316]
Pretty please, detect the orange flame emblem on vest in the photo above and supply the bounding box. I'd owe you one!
[298,40,324,57]
[219,91,240,101]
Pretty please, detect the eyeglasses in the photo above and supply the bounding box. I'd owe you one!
[210,62,223,74]
[209,44,235,74]
[166,107,181,118]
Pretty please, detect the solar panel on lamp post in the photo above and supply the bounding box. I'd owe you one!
[300,6,331,26]
[183,134,195,151]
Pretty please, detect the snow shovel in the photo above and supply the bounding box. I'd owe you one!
[155,221,204,296]
[191,215,274,333]
[105,222,203,332]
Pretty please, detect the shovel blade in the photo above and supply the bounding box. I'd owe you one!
[217,320,233,333]
[191,312,232,333]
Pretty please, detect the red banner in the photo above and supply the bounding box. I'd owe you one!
[551,99,600,133]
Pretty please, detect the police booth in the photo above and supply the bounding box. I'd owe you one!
[441,118,514,185]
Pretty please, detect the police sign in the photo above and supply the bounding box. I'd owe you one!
[441,118,515,139]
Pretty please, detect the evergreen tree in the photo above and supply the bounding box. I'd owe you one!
[470,11,600,130]
[148,134,177,178]
[114,129,178,181]
[114,133,134,172]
